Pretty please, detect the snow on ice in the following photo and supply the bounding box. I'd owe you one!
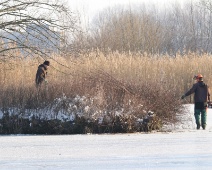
[0,104,212,170]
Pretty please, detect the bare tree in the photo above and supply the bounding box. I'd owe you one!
[0,0,78,60]
[71,0,212,55]
[200,0,212,10]
[83,6,164,54]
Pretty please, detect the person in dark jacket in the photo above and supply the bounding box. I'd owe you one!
[181,74,210,130]
[35,60,50,87]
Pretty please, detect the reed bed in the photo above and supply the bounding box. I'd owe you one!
[1,52,212,92]
[1,51,212,133]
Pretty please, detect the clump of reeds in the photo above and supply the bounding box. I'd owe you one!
[1,51,212,134]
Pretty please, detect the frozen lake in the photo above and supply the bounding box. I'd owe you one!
[0,104,212,170]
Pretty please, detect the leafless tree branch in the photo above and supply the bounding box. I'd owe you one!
[0,0,78,60]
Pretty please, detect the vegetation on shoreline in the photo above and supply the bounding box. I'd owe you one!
[1,52,212,134]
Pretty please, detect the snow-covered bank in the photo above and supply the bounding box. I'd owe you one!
[162,104,212,132]
[0,94,163,134]
[0,104,212,170]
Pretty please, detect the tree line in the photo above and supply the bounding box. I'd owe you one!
[71,0,212,56]
[1,0,212,58]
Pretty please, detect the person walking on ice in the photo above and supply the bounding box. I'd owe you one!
[35,60,50,88]
[181,74,210,130]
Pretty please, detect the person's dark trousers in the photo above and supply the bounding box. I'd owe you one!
[194,102,207,130]
[194,108,207,129]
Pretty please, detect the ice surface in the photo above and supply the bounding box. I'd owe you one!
[0,104,212,170]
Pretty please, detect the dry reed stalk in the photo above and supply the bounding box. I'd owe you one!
[1,52,212,94]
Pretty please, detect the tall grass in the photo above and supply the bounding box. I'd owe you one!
[1,51,212,133]
[1,52,212,92]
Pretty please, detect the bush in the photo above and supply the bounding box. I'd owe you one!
[0,83,176,134]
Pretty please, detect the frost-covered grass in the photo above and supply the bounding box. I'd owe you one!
[0,94,162,134]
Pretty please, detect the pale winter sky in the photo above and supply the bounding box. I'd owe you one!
[67,0,199,20]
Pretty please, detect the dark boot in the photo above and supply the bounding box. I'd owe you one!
[197,124,200,130]
[202,124,206,130]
